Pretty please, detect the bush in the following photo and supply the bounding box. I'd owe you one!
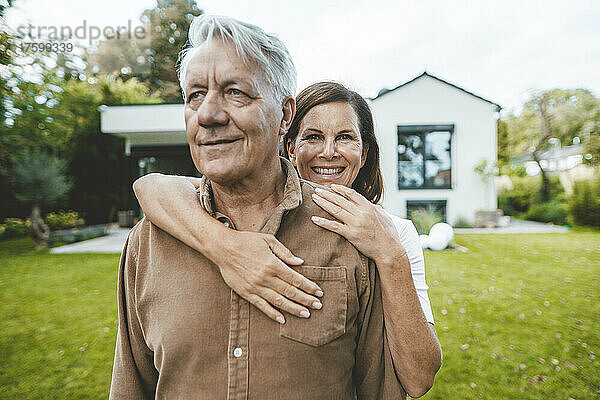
[568,177,600,227]
[45,211,85,231]
[410,209,443,235]
[499,175,565,216]
[1,217,30,238]
[523,199,568,225]
[453,217,472,228]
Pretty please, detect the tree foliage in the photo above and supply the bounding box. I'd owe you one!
[503,89,600,158]
[89,0,202,103]
[11,150,72,206]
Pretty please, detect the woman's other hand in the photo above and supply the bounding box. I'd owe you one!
[310,184,406,265]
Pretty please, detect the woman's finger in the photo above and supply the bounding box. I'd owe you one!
[266,237,323,297]
[312,193,355,223]
[314,187,357,213]
[261,288,312,319]
[311,215,347,236]
[267,237,304,266]
[329,184,369,205]
[246,294,286,324]
[272,277,323,309]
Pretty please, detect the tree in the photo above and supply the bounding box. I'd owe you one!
[11,151,72,247]
[503,89,600,200]
[88,0,202,103]
[497,119,510,165]
[141,0,202,102]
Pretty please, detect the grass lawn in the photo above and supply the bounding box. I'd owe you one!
[0,232,598,399]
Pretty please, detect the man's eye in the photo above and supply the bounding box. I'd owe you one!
[337,134,354,141]
[188,91,205,102]
[228,88,246,97]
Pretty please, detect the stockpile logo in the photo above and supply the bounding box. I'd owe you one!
[14,20,147,46]
[7,19,154,75]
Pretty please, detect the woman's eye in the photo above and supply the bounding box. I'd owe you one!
[337,134,354,140]
[305,134,322,141]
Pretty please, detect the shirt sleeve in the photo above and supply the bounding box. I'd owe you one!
[110,226,158,400]
[353,259,406,399]
[391,214,435,324]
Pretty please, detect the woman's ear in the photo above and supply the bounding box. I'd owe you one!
[280,96,296,137]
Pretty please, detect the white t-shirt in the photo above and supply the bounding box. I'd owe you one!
[386,211,435,324]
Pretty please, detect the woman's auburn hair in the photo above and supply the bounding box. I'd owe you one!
[282,81,384,204]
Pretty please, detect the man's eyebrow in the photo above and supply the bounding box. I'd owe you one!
[185,82,205,92]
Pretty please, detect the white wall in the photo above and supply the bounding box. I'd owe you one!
[370,75,499,225]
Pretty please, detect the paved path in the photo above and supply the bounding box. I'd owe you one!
[454,219,569,234]
[50,226,131,254]
[49,219,569,254]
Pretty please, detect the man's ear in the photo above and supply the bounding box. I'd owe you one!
[280,96,296,137]
[287,139,297,166]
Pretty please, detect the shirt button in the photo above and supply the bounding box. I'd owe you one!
[223,221,230,228]
[233,347,243,358]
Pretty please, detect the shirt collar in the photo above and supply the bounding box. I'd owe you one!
[198,157,302,230]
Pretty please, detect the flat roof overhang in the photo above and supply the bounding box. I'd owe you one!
[99,104,187,153]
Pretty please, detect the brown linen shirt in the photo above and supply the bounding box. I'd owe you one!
[110,158,406,400]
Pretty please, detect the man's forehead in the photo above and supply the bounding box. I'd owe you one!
[184,40,265,87]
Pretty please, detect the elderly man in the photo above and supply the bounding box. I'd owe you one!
[110,15,404,399]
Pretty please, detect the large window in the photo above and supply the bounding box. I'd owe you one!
[397,125,453,189]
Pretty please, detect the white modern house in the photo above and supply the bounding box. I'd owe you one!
[370,72,501,224]
[100,72,501,225]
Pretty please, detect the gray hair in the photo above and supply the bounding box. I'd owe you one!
[177,15,297,102]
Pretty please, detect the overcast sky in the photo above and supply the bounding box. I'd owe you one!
[5,0,600,115]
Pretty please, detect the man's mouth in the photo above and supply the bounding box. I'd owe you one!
[311,167,345,175]
[201,138,243,146]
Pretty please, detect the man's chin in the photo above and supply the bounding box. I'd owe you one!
[199,163,245,185]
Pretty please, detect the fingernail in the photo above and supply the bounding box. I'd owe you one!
[315,290,324,297]
[277,316,285,324]
[300,310,310,318]
[312,301,322,309]
[292,256,304,263]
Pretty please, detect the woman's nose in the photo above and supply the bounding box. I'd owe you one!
[319,138,338,159]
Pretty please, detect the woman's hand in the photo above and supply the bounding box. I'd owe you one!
[209,229,324,324]
[310,184,407,265]
[133,173,323,325]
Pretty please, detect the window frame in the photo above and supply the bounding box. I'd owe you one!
[397,124,454,190]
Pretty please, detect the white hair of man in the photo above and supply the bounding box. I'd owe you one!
[177,15,297,103]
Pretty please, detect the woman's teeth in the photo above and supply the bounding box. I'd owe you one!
[312,167,344,175]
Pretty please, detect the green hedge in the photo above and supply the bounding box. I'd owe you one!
[568,176,600,227]
[523,198,568,225]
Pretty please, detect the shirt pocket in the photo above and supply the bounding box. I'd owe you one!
[279,266,347,347]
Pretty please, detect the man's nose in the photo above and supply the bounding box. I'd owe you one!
[319,138,339,159]
[196,91,229,127]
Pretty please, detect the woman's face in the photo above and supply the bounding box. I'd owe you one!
[288,102,366,188]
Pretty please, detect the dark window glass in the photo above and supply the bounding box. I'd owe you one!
[397,125,453,189]
[406,200,447,222]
